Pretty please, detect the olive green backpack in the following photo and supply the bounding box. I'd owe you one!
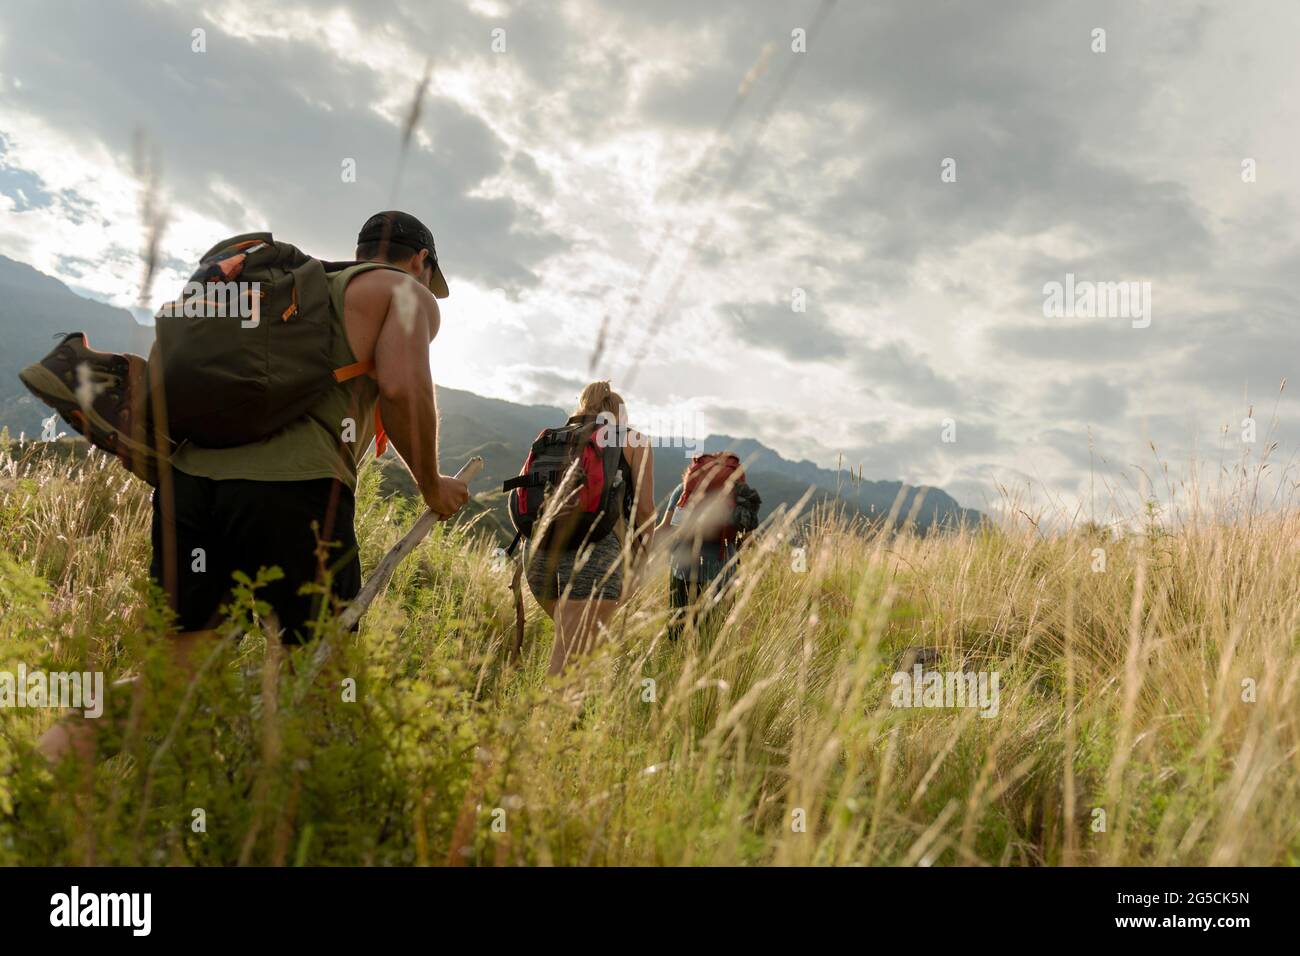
[152,232,397,449]
[19,232,400,486]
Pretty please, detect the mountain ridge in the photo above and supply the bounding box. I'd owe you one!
[0,255,980,531]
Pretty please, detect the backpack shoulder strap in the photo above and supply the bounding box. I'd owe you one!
[601,432,628,514]
[325,261,417,383]
[326,260,408,286]
[322,262,410,457]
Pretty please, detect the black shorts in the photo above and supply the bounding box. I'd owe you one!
[150,470,361,644]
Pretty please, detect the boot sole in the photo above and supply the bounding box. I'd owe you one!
[18,361,159,462]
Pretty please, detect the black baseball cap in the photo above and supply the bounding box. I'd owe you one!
[357,210,449,298]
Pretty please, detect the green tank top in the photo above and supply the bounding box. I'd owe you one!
[170,264,384,487]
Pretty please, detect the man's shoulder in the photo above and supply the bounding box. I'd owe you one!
[340,264,426,296]
[340,266,437,319]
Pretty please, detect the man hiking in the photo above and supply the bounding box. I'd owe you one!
[34,210,469,761]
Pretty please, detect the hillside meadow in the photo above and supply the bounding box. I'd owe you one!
[0,434,1296,866]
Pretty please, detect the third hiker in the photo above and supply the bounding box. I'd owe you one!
[656,452,761,641]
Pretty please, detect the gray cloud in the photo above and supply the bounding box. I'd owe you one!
[1,0,1296,513]
[718,300,966,410]
[0,0,567,287]
[718,300,840,362]
[1039,375,1129,424]
[511,365,590,406]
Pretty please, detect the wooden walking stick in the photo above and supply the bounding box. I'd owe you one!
[302,456,483,685]
[509,557,525,662]
[338,456,484,631]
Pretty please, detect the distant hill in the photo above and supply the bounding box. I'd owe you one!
[0,255,981,537]
[387,389,980,538]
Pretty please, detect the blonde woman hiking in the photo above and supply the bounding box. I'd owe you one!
[502,381,656,674]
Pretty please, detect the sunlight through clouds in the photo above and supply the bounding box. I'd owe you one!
[0,0,1296,518]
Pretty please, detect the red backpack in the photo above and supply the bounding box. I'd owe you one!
[502,415,628,554]
[676,452,746,552]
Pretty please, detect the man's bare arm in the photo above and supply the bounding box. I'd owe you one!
[372,278,466,517]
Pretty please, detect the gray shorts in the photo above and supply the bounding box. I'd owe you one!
[524,533,624,602]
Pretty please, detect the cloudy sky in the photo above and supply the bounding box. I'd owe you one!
[1,0,1296,520]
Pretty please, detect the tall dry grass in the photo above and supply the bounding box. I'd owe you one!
[0,432,1296,865]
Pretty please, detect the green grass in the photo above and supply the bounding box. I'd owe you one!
[1,435,1297,866]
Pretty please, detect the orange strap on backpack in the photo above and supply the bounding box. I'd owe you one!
[332,360,388,455]
[332,360,373,383]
